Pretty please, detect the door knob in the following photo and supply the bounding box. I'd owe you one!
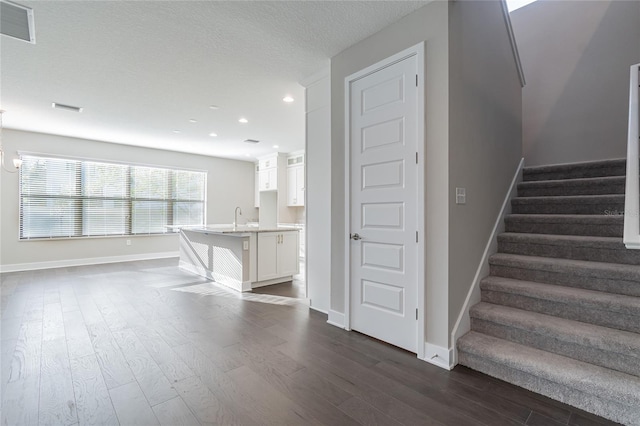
[350,233,362,241]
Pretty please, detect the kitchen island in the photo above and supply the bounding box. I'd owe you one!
[179,225,299,292]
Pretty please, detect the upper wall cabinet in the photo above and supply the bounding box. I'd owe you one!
[254,163,260,208]
[258,154,279,191]
[287,152,305,207]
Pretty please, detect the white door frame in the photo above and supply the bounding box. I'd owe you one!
[343,42,426,359]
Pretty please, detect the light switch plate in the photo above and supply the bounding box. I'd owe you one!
[243,241,249,250]
[456,187,466,205]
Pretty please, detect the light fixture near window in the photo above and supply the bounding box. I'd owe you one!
[0,110,22,173]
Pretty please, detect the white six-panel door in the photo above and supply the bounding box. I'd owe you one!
[348,53,419,353]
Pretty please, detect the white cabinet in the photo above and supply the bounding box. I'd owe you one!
[258,154,278,192]
[259,168,278,191]
[287,166,304,206]
[257,231,299,281]
[286,152,305,207]
[254,163,260,208]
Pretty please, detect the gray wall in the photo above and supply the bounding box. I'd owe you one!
[0,129,256,269]
[448,0,523,339]
[331,0,451,347]
[512,0,640,166]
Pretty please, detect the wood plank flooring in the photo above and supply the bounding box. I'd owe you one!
[0,258,618,425]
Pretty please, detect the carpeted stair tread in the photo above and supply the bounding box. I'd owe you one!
[497,233,640,265]
[457,332,640,425]
[522,159,625,182]
[460,158,638,424]
[470,302,640,376]
[489,253,640,296]
[480,276,640,332]
[517,176,626,197]
[511,194,624,215]
[504,214,623,237]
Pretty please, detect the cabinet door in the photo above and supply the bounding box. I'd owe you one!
[257,233,278,281]
[278,232,299,277]
[268,168,277,190]
[254,164,260,207]
[259,168,277,191]
[287,166,304,206]
[296,166,305,206]
[287,167,297,206]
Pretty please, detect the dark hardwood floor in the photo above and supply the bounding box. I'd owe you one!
[0,258,618,425]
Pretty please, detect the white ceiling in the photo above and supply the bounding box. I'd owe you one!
[1,0,430,162]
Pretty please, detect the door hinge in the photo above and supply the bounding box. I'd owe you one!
[416,231,419,243]
[416,152,418,164]
[416,74,418,87]
[416,308,418,320]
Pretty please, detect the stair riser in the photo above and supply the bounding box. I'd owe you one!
[511,201,624,215]
[489,264,640,297]
[457,352,639,426]
[504,220,623,237]
[470,318,640,378]
[480,290,640,334]
[523,164,626,182]
[517,182,625,197]
[497,240,640,265]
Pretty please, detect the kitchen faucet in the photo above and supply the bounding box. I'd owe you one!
[234,206,242,229]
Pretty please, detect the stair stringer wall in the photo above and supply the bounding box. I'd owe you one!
[450,158,524,366]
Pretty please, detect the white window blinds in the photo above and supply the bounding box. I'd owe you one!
[19,155,206,240]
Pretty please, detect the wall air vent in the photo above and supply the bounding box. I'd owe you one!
[52,102,83,113]
[0,0,35,44]
[243,139,260,144]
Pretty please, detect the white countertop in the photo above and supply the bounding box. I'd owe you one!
[181,225,298,235]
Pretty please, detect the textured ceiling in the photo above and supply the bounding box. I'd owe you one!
[1,0,430,161]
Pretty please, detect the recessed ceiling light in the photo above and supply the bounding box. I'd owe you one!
[189,119,197,123]
[209,105,220,110]
[173,130,181,134]
[238,117,248,124]
[245,154,251,157]
[209,132,218,137]
[273,145,279,149]
[283,96,294,103]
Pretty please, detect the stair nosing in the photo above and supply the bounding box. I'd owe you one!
[480,276,640,313]
[489,252,640,275]
[518,175,626,187]
[470,302,640,357]
[498,232,622,245]
[512,194,625,201]
[458,332,640,406]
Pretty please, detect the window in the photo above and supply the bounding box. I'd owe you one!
[19,154,206,239]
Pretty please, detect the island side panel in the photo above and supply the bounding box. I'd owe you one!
[179,230,249,292]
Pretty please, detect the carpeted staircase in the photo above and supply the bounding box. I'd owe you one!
[457,159,640,426]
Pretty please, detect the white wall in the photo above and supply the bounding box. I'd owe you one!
[304,69,331,313]
[330,1,451,348]
[512,0,640,166]
[447,0,523,344]
[0,130,256,271]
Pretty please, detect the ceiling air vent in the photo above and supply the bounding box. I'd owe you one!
[0,0,35,44]
[243,139,260,144]
[52,103,83,113]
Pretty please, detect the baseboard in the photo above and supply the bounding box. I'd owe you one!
[327,310,346,329]
[450,157,524,364]
[0,251,179,273]
[421,342,455,370]
[309,305,328,315]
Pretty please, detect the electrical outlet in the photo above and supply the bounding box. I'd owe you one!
[456,187,466,205]
[126,239,132,246]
